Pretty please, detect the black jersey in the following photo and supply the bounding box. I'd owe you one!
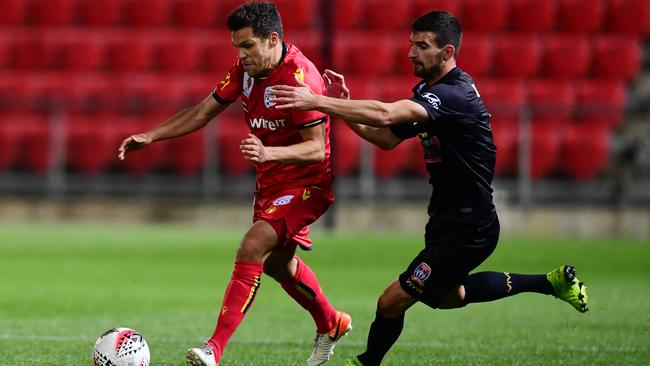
[390,67,496,235]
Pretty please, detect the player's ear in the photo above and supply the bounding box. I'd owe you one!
[443,44,455,61]
[268,32,280,48]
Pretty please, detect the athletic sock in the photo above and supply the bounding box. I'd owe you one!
[208,261,263,361]
[356,312,405,366]
[280,256,337,333]
[464,271,554,304]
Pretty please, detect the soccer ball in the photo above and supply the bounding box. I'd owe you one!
[93,327,150,366]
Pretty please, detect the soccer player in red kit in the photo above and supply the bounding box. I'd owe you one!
[117,3,351,366]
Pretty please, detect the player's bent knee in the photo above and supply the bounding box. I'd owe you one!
[438,284,466,309]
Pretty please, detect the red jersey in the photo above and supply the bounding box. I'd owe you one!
[213,43,333,193]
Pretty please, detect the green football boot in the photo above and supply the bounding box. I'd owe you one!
[546,265,588,313]
[344,358,363,366]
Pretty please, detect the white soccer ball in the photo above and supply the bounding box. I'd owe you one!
[93,327,150,366]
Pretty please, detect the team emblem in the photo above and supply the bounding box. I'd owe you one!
[421,92,441,109]
[272,195,294,206]
[411,262,431,286]
[264,87,276,108]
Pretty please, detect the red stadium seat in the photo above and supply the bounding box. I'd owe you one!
[331,123,360,176]
[526,80,576,124]
[509,0,557,33]
[154,31,201,73]
[541,35,591,78]
[106,33,154,72]
[575,80,627,129]
[461,0,508,32]
[364,0,411,30]
[115,115,168,175]
[560,124,610,180]
[591,35,642,82]
[380,76,420,102]
[12,32,58,70]
[59,32,106,72]
[530,124,561,180]
[606,0,650,37]
[0,73,37,113]
[30,0,76,26]
[373,141,411,178]
[171,0,219,28]
[0,116,21,169]
[492,34,542,78]
[512,124,560,180]
[332,0,362,29]
[478,79,526,124]
[122,75,186,115]
[457,33,492,78]
[344,76,381,100]
[285,31,324,70]
[412,0,461,19]
[0,34,11,69]
[273,0,317,30]
[78,0,123,26]
[65,115,116,174]
[19,114,50,173]
[124,0,172,27]
[557,0,605,33]
[491,122,517,176]
[0,0,28,24]
[217,115,254,176]
[199,36,238,74]
[333,32,396,75]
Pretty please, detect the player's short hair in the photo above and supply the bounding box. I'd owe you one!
[412,11,462,57]
[227,1,284,40]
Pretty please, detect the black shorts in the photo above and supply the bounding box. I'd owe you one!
[399,216,500,308]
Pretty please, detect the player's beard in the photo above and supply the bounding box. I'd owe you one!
[413,52,445,80]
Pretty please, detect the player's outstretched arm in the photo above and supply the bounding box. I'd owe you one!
[322,69,402,150]
[270,76,428,128]
[118,95,226,160]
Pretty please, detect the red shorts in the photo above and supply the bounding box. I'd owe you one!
[253,185,334,251]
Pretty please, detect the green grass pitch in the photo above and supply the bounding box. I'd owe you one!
[1,223,649,365]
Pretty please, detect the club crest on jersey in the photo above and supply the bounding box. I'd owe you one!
[264,87,276,108]
[421,92,441,110]
[272,195,294,206]
[243,72,254,97]
[411,262,431,286]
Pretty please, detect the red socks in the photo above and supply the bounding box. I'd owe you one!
[280,256,337,333]
[208,261,263,361]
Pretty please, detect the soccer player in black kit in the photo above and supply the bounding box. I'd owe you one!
[271,11,589,366]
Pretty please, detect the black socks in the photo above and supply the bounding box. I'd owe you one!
[356,312,405,366]
[464,271,554,304]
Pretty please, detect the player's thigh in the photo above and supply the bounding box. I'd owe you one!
[399,227,498,309]
[254,186,334,247]
[263,247,297,282]
[237,220,280,262]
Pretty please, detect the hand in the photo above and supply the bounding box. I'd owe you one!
[239,133,268,163]
[118,133,152,160]
[323,69,350,100]
[269,76,318,110]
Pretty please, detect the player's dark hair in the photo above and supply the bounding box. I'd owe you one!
[412,11,462,57]
[227,1,284,39]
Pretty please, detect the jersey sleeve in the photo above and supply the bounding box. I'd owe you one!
[410,84,463,123]
[212,61,243,105]
[289,66,328,129]
[389,121,420,140]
